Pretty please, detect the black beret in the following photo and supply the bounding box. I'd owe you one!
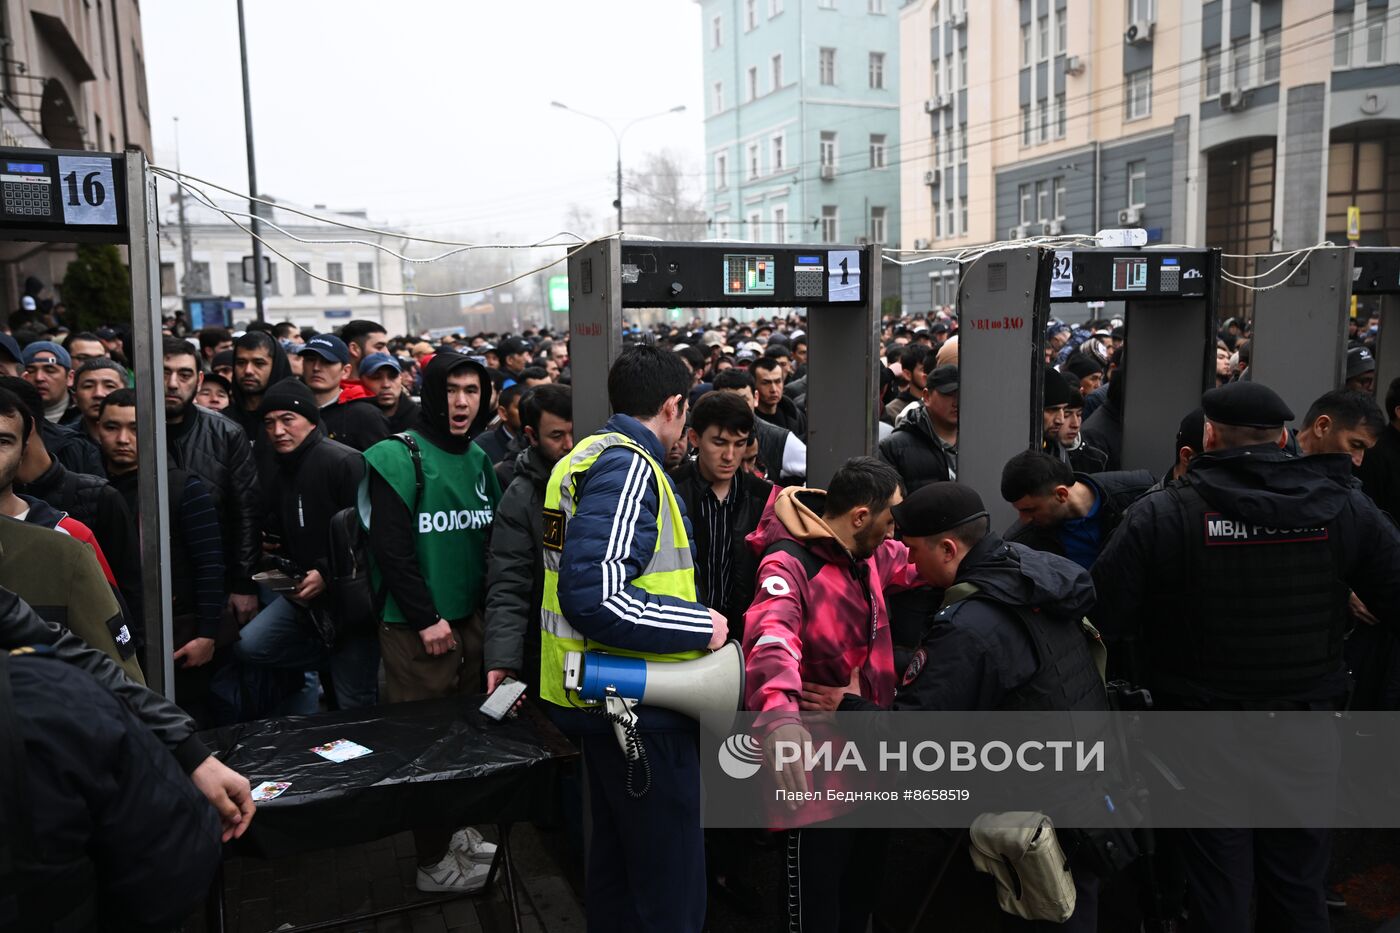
[1201,382,1293,429]
[891,482,989,538]
[1043,366,1072,408]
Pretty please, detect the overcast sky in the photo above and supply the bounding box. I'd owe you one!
[143,1,705,243]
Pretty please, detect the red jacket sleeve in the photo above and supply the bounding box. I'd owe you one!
[742,553,808,727]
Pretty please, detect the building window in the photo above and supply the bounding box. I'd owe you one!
[869,133,886,169]
[1037,15,1049,61]
[159,262,176,295]
[1021,105,1032,146]
[747,66,758,101]
[773,205,787,241]
[745,0,757,30]
[935,204,942,238]
[747,143,761,180]
[1231,38,1250,90]
[959,123,967,161]
[358,262,374,290]
[712,14,722,48]
[820,47,837,85]
[1366,6,1386,66]
[1035,180,1048,222]
[327,262,344,294]
[713,82,723,113]
[946,203,956,237]
[869,52,886,89]
[1204,47,1221,97]
[295,264,312,295]
[1019,183,1032,224]
[958,47,967,86]
[959,196,968,234]
[748,211,762,240]
[1053,176,1066,219]
[1055,93,1066,139]
[1262,27,1281,83]
[931,60,940,97]
[715,152,728,189]
[1335,10,1352,69]
[265,262,280,296]
[1126,68,1152,120]
[1127,159,1147,208]
[98,0,109,76]
[821,206,838,243]
[1128,0,1155,23]
[820,131,837,168]
[771,134,785,171]
[1038,100,1049,143]
[769,0,783,16]
[1056,11,1067,55]
[189,262,210,293]
[1021,23,1033,66]
[227,261,246,297]
[868,0,884,12]
[133,44,149,118]
[94,113,102,152]
[870,206,886,242]
[716,218,730,238]
[772,53,783,90]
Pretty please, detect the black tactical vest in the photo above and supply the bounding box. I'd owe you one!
[1150,480,1349,700]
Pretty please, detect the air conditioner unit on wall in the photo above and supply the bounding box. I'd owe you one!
[923,169,940,186]
[1221,88,1248,111]
[1009,223,1030,239]
[950,11,966,29]
[913,238,931,250]
[820,165,836,180]
[1048,219,1064,235]
[1064,55,1085,75]
[924,99,938,114]
[1124,20,1154,45]
[1118,207,1142,225]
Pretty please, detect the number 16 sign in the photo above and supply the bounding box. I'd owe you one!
[57,155,117,227]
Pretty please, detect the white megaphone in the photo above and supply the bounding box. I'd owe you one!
[563,642,746,762]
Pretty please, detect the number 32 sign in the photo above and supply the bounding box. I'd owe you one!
[57,155,117,226]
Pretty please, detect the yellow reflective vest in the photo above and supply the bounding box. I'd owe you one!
[538,431,707,707]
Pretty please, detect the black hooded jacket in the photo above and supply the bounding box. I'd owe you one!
[259,429,363,586]
[877,403,957,492]
[367,353,495,630]
[228,332,293,441]
[1092,446,1400,701]
[842,534,1101,712]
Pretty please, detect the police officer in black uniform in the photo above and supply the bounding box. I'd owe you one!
[1091,381,1400,932]
[802,482,1108,932]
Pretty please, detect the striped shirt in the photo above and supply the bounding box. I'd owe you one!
[694,478,738,610]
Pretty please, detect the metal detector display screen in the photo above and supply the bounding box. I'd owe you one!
[723,254,776,297]
[1112,256,1149,292]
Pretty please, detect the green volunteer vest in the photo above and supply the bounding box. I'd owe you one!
[360,430,502,625]
[538,431,705,707]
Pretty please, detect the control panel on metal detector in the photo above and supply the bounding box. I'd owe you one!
[1046,248,1214,302]
[0,147,125,241]
[619,241,868,308]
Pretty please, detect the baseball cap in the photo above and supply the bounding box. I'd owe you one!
[498,336,532,357]
[1347,346,1376,380]
[0,334,20,365]
[927,364,959,395]
[20,296,35,311]
[22,340,70,370]
[359,352,402,377]
[891,482,989,538]
[297,334,350,364]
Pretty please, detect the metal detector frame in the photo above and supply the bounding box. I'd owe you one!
[0,147,172,698]
[1247,247,1352,426]
[565,239,881,487]
[1355,248,1400,401]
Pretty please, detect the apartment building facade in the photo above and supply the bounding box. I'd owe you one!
[700,0,902,269]
[899,0,1400,318]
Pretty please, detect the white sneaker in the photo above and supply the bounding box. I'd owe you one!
[449,826,498,864]
[416,850,491,894]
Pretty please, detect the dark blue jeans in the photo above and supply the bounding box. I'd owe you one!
[233,596,379,713]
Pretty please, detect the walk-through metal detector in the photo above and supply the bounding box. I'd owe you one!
[956,247,1052,532]
[1356,248,1400,399]
[0,147,171,697]
[1047,248,1221,475]
[1246,248,1352,425]
[565,239,880,487]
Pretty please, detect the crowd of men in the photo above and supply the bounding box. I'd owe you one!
[5,296,1399,932]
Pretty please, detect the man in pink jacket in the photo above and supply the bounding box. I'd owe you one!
[742,456,924,933]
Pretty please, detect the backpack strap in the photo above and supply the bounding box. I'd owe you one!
[761,538,825,581]
[393,433,425,513]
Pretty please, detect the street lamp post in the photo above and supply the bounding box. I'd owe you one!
[550,102,686,234]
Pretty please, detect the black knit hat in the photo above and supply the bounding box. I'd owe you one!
[1043,366,1072,408]
[256,377,321,424]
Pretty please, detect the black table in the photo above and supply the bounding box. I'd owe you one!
[200,697,577,933]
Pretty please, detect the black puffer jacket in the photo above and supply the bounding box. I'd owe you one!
[671,458,773,634]
[1005,469,1153,559]
[877,403,956,493]
[484,445,552,677]
[41,419,105,477]
[167,403,263,591]
[757,394,807,439]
